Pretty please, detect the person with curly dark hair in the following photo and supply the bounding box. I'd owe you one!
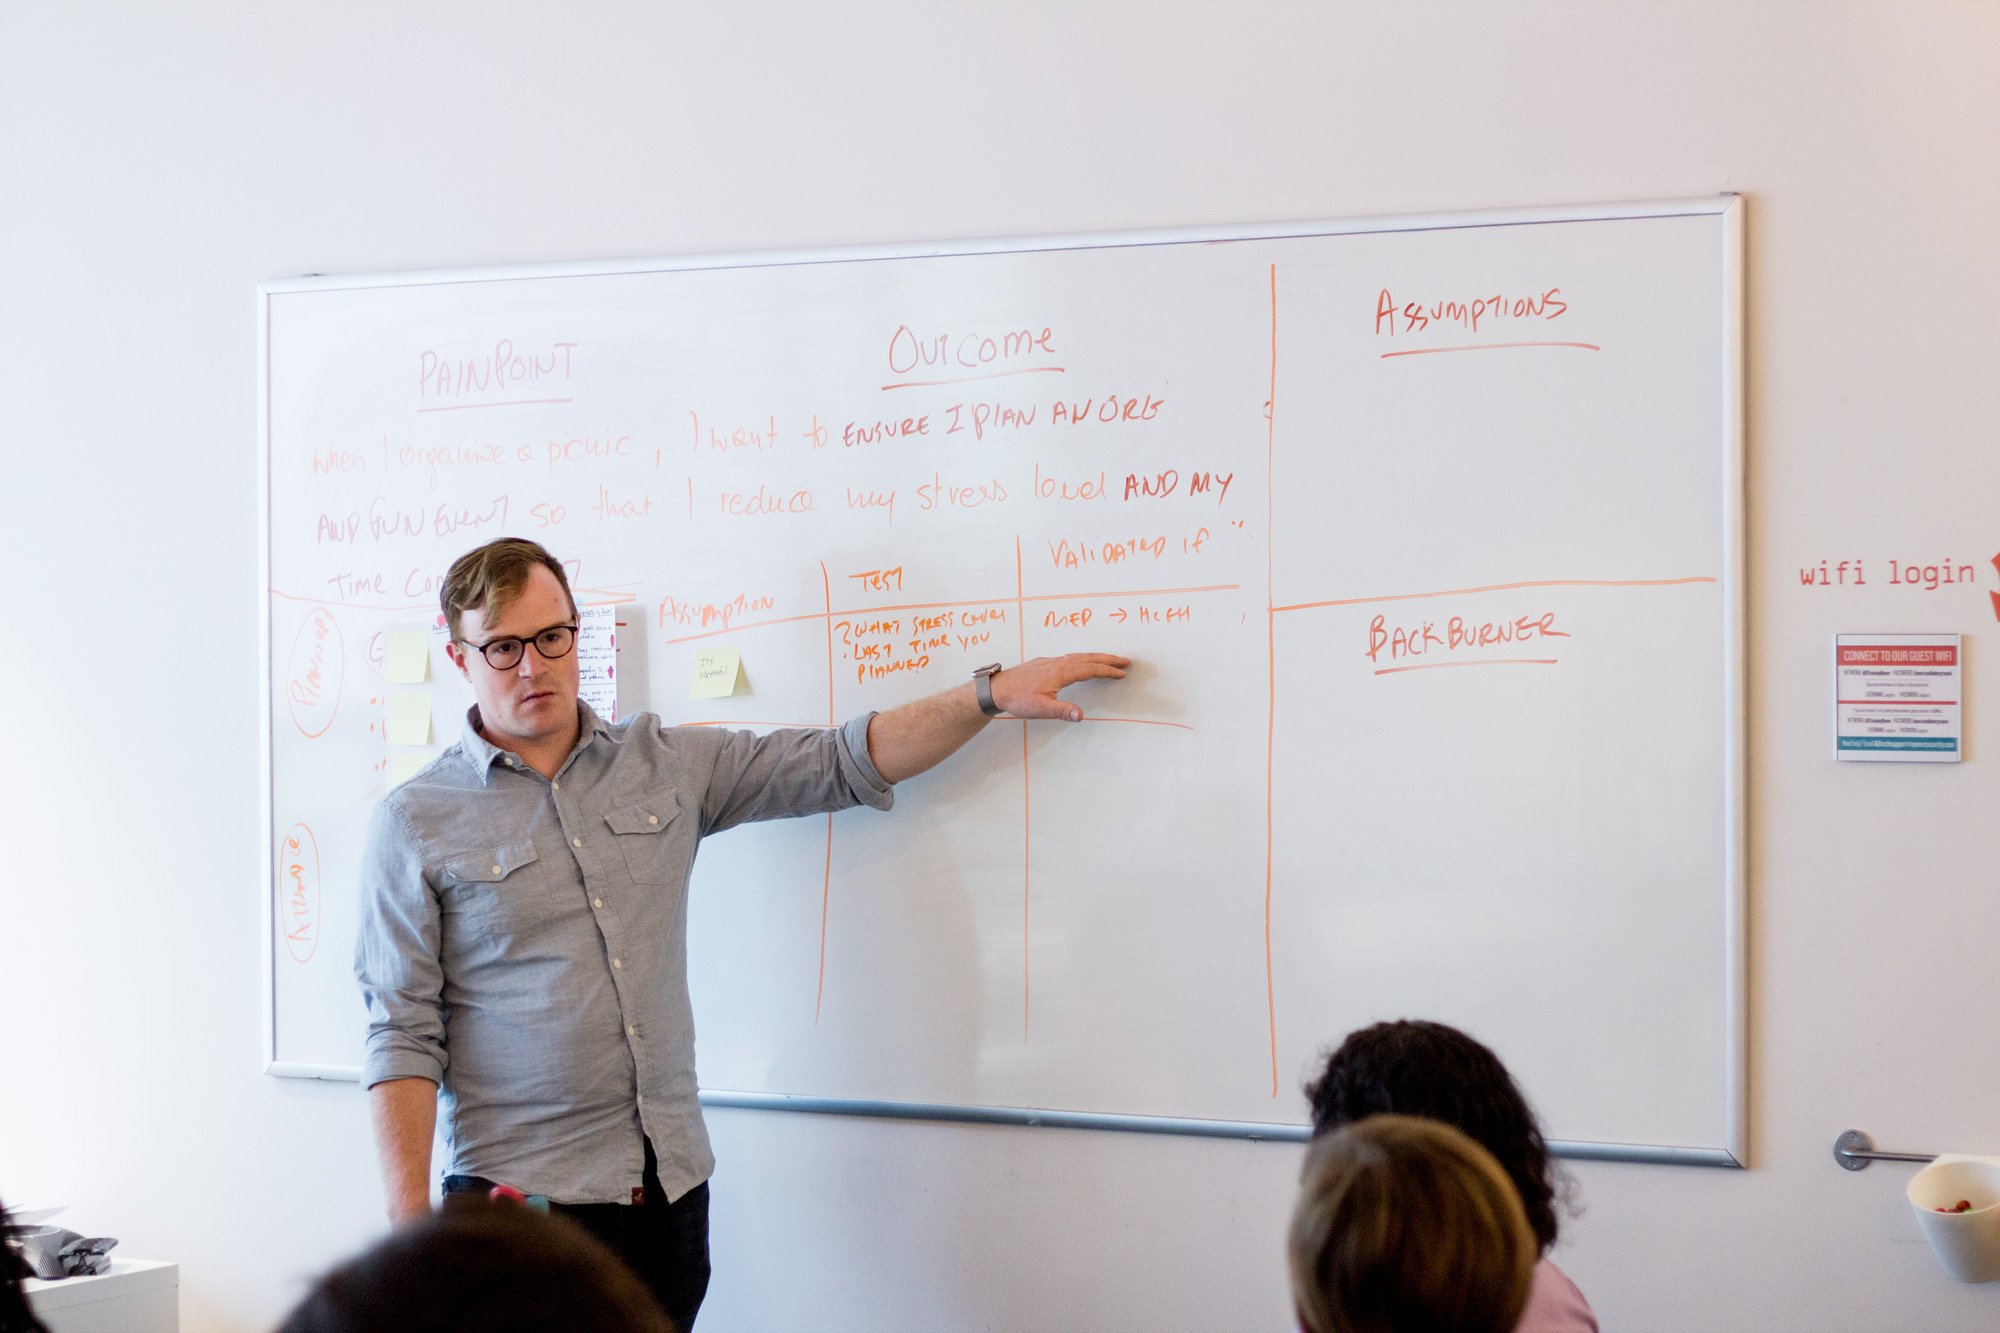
[1304,1020,1597,1333]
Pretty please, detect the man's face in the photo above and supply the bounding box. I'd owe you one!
[446,563,581,749]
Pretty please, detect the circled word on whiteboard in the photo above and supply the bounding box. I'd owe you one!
[280,822,321,964]
[287,607,343,738]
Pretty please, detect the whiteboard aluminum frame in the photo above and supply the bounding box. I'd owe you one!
[260,194,1749,1169]
[695,1092,1742,1167]
[1720,193,1749,1169]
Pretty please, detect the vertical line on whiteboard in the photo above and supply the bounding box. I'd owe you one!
[1265,263,1279,1098]
[1017,534,1030,1039]
[817,560,834,1024]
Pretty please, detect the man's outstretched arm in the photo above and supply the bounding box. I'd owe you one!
[865,653,1131,784]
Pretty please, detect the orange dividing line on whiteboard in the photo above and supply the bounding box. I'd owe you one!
[1022,583,1237,605]
[682,715,1188,731]
[681,719,824,729]
[662,611,827,645]
[1374,658,1558,676]
[817,561,834,1025]
[1379,341,1599,359]
[1017,534,1031,1041]
[1022,716,1032,1041]
[1272,576,1716,614]
[661,585,1241,644]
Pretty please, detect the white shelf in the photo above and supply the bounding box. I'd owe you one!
[24,1259,178,1332]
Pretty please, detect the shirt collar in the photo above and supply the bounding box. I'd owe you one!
[462,700,611,783]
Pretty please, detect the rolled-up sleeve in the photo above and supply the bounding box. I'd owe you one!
[694,712,894,835]
[353,798,448,1089]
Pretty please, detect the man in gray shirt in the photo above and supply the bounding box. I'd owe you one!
[355,537,1127,1328]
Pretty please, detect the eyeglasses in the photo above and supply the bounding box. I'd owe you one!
[460,622,578,670]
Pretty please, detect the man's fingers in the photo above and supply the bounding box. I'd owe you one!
[992,654,1133,720]
[1046,653,1131,684]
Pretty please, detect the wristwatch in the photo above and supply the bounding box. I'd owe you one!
[973,663,1005,717]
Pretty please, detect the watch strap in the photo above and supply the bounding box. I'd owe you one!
[973,663,1004,717]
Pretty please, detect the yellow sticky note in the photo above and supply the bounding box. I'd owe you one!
[387,692,432,746]
[386,630,430,684]
[391,752,429,785]
[691,646,741,699]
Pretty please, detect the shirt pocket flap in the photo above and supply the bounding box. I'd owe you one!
[605,791,681,836]
[442,839,540,883]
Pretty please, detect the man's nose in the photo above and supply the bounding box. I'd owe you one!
[514,648,539,677]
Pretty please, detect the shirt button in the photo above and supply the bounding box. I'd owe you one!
[647,815,658,825]
[613,958,623,969]
[491,865,502,876]
[636,1093,644,1106]
[627,1025,636,1037]
[552,781,560,791]
[593,898,603,908]
[572,837,582,848]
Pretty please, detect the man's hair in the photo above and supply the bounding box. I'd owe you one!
[1288,1114,1536,1333]
[275,1201,671,1333]
[0,1194,52,1333]
[1303,1019,1563,1251]
[439,538,577,643]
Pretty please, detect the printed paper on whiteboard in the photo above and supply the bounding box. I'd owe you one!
[577,604,618,724]
[1834,633,1961,762]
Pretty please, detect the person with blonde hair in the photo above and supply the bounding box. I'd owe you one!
[1303,1020,1596,1331]
[1288,1114,1537,1333]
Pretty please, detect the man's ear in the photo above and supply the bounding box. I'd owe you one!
[444,641,471,680]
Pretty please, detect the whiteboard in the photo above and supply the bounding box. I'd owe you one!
[260,197,1744,1165]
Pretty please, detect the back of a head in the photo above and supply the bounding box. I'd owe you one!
[1304,1019,1559,1252]
[0,1195,52,1333]
[1288,1114,1536,1333]
[275,1202,672,1333]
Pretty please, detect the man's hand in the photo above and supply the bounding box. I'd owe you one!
[865,653,1132,784]
[990,654,1132,722]
[369,1076,439,1226]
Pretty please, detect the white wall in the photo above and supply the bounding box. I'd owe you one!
[4,3,2000,1328]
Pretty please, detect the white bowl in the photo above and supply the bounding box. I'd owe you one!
[1908,1158,2000,1282]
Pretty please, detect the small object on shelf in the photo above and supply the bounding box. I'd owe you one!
[11,1225,118,1279]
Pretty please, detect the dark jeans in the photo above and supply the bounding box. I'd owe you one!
[444,1139,710,1332]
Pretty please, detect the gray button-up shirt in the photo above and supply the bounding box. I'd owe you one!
[354,702,893,1205]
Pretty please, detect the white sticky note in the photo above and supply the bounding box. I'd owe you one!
[691,646,741,699]
[390,752,429,785]
[386,630,430,684]
[387,692,432,746]
[577,604,618,723]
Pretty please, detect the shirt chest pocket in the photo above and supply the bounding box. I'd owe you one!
[438,839,561,943]
[604,790,684,886]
